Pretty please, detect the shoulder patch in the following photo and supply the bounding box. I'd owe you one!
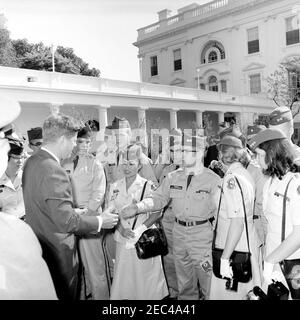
[227,178,236,190]
[150,183,157,191]
[297,186,300,195]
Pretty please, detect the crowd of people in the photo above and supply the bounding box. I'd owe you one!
[1,95,300,300]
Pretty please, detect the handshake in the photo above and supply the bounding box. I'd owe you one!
[98,202,140,229]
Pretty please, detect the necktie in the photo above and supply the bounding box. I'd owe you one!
[73,156,79,171]
[186,174,194,190]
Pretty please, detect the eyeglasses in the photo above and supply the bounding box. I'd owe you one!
[9,154,25,160]
[30,142,42,147]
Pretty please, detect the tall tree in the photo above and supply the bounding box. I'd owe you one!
[267,56,300,117]
[0,14,17,67]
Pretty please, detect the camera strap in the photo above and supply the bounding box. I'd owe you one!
[132,181,148,230]
[281,176,295,242]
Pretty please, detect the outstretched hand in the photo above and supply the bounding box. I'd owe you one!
[101,206,119,229]
[120,203,138,220]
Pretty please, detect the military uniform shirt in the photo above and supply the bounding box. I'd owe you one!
[263,172,300,260]
[137,167,221,221]
[247,161,268,217]
[0,170,25,218]
[64,155,106,212]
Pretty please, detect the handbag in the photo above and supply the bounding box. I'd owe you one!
[279,177,300,300]
[132,181,169,260]
[212,176,252,283]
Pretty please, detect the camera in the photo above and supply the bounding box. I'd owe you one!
[225,278,238,292]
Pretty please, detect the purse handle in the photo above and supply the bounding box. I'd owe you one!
[132,181,148,230]
[281,176,295,243]
[213,176,251,255]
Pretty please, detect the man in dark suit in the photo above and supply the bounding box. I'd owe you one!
[22,113,119,300]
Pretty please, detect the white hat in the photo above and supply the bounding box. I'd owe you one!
[0,96,21,129]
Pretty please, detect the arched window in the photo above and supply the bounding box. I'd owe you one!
[201,41,226,64]
[208,76,218,92]
[208,51,218,63]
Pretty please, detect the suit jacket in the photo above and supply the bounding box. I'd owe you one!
[22,149,99,300]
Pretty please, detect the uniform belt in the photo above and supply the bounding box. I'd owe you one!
[175,217,214,227]
[253,215,260,220]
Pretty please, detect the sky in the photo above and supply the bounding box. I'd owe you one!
[0,0,212,82]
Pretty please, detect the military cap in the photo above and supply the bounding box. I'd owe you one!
[0,97,20,137]
[104,125,113,136]
[218,135,243,149]
[124,144,142,161]
[111,116,131,130]
[77,125,92,139]
[86,119,99,131]
[8,139,24,156]
[269,107,293,126]
[219,127,233,140]
[248,128,286,150]
[247,125,266,138]
[169,128,182,137]
[27,127,43,142]
[182,134,206,151]
[218,122,228,129]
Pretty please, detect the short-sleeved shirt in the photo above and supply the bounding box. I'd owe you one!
[247,161,268,216]
[0,170,25,218]
[215,162,256,252]
[63,155,106,212]
[263,172,300,260]
[137,167,221,221]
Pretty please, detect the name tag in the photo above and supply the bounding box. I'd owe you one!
[170,185,183,190]
[196,190,209,194]
[113,189,119,193]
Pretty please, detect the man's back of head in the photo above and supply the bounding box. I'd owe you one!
[42,113,82,161]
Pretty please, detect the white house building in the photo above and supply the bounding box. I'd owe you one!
[134,0,300,132]
[0,66,273,152]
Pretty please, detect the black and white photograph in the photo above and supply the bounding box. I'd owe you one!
[1,0,300,309]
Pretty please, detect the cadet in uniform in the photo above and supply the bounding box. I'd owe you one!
[105,116,158,185]
[249,129,300,299]
[157,128,182,299]
[121,134,221,300]
[210,135,262,300]
[63,125,108,300]
[269,106,300,165]
[246,125,268,259]
[0,138,26,220]
[27,127,43,155]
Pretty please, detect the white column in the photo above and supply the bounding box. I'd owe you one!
[137,107,148,148]
[196,110,203,128]
[169,109,178,129]
[218,111,225,124]
[98,105,109,130]
[138,107,148,128]
[253,113,259,124]
[49,103,61,115]
[235,112,242,127]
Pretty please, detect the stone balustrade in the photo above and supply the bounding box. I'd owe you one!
[136,0,270,41]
